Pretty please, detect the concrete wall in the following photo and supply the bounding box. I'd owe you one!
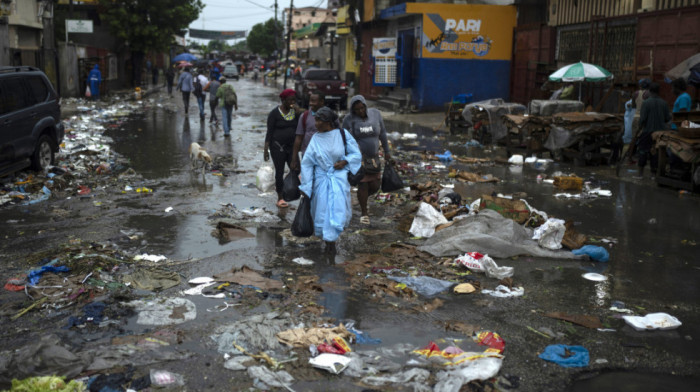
[58,43,79,98]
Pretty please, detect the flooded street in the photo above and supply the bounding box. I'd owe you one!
[0,77,698,391]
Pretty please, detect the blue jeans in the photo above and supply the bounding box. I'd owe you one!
[197,95,205,118]
[221,105,233,134]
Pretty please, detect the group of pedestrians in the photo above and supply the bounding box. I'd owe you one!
[264,88,392,252]
[627,78,693,177]
[175,67,238,136]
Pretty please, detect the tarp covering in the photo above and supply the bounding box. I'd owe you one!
[461,99,527,140]
[529,100,584,116]
[418,209,583,259]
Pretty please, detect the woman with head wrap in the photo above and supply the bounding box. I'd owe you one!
[341,95,391,225]
[299,107,361,251]
[265,89,300,207]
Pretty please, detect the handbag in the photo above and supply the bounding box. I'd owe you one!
[338,129,363,186]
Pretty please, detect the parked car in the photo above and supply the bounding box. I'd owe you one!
[0,66,64,177]
[222,66,239,80]
[294,68,348,110]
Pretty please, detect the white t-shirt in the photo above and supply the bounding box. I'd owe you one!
[197,75,209,93]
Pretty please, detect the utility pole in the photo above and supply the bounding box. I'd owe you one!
[283,0,293,89]
[274,0,278,82]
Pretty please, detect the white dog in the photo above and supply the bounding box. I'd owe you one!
[189,142,212,171]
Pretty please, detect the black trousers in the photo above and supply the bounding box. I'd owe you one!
[181,91,191,113]
[270,143,293,196]
[209,97,219,122]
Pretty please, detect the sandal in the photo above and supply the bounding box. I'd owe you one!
[276,199,289,208]
[360,216,370,225]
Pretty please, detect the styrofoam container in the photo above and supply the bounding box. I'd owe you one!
[622,313,682,331]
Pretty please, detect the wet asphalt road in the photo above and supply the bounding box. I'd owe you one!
[1,76,699,391]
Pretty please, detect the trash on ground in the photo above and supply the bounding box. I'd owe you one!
[214,221,255,243]
[454,252,514,279]
[309,353,352,374]
[474,331,505,353]
[572,245,610,262]
[419,209,581,259]
[348,327,381,344]
[126,297,196,326]
[453,283,477,294]
[276,325,353,348]
[532,218,566,250]
[361,368,430,387]
[150,369,185,387]
[255,163,275,192]
[213,266,284,290]
[133,253,167,263]
[508,155,524,165]
[387,275,454,297]
[409,202,448,238]
[622,313,682,331]
[292,257,314,266]
[538,344,589,367]
[479,195,531,224]
[7,376,85,391]
[544,312,603,329]
[481,285,524,298]
[553,176,583,191]
[582,272,607,281]
[247,366,294,389]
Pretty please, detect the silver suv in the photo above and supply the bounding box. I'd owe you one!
[0,66,64,177]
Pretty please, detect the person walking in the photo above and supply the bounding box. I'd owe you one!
[341,95,392,225]
[636,82,671,178]
[194,71,209,121]
[265,89,300,208]
[165,65,175,97]
[204,77,221,126]
[291,91,326,171]
[87,64,102,101]
[215,77,238,137]
[176,67,194,115]
[299,107,362,251]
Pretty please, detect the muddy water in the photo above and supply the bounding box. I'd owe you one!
[17,78,698,390]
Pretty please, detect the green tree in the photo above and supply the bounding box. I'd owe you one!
[208,40,230,52]
[246,18,282,57]
[97,0,204,85]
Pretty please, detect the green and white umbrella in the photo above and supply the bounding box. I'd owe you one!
[549,61,613,82]
[549,62,613,101]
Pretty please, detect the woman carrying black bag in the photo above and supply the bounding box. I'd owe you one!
[342,95,392,225]
[298,108,361,251]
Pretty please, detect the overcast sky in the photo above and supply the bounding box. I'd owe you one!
[188,0,330,44]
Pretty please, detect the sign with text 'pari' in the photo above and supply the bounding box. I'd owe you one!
[416,4,516,60]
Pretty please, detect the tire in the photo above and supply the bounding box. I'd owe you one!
[31,134,55,171]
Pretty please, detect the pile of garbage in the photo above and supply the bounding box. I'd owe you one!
[0,100,151,207]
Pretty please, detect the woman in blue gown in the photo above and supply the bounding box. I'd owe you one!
[299,107,362,251]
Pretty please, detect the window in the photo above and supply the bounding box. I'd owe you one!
[374,58,396,86]
[0,78,31,114]
[26,76,49,103]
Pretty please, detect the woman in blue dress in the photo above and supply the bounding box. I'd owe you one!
[299,107,362,251]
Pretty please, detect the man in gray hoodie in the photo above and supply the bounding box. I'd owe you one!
[341,95,392,225]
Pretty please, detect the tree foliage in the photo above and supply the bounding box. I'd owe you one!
[97,0,204,54]
[246,18,282,57]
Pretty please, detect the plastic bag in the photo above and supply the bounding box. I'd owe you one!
[381,163,404,192]
[532,218,566,250]
[387,275,454,297]
[85,86,91,98]
[409,202,448,238]
[572,245,609,262]
[255,163,275,192]
[291,196,314,237]
[282,171,300,201]
[507,154,523,165]
[623,99,635,144]
[150,369,185,387]
[454,252,514,279]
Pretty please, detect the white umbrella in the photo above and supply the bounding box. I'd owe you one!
[549,62,613,100]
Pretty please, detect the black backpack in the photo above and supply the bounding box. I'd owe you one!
[193,77,203,97]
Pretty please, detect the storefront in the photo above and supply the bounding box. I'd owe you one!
[378,3,517,110]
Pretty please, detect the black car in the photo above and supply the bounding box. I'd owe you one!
[0,66,64,177]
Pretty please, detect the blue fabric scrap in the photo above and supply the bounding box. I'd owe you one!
[27,265,70,286]
[572,245,610,262]
[539,344,589,367]
[348,327,381,344]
